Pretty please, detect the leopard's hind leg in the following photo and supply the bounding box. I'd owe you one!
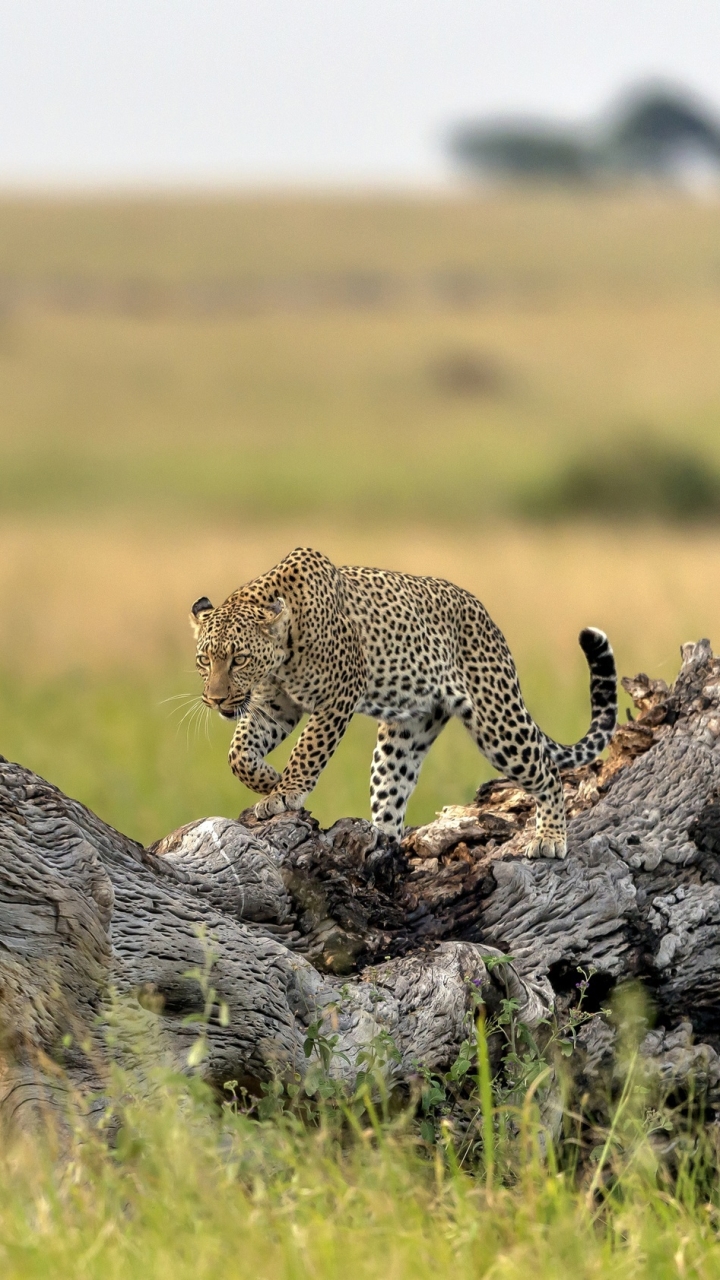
[370,706,450,840]
[462,691,568,860]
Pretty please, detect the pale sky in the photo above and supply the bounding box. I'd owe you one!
[1,0,719,187]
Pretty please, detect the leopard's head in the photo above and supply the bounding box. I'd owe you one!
[190,595,289,719]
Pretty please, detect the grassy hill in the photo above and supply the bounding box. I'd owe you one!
[0,191,719,522]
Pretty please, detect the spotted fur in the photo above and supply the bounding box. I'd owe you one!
[190,547,617,859]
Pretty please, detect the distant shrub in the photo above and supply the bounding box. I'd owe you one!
[428,349,509,396]
[450,124,594,183]
[520,434,720,522]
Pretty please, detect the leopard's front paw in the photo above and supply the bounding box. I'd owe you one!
[252,788,307,820]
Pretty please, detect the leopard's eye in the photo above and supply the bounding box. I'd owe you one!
[230,653,251,668]
[197,654,210,670]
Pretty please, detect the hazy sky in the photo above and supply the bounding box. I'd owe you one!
[1,0,719,187]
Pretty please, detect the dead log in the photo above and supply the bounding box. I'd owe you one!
[3,638,720,1125]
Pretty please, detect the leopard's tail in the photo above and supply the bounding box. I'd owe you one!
[542,627,617,769]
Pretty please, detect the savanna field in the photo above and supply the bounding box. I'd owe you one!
[3,191,720,1276]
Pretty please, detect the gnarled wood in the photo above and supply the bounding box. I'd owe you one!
[2,638,720,1124]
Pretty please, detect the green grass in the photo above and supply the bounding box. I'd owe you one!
[3,1043,720,1280]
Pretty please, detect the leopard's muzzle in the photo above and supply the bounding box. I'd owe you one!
[217,693,251,720]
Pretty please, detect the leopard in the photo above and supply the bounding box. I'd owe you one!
[190,546,617,859]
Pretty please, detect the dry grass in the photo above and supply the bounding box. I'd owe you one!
[1,188,720,287]
[1,298,719,524]
[0,192,719,525]
[1,516,715,685]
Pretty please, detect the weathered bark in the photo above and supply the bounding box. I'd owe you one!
[4,638,720,1125]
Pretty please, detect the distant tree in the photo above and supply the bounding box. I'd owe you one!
[605,87,720,174]
[448,85,720,186]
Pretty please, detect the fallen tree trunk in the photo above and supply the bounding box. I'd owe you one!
[3,638,720,1125]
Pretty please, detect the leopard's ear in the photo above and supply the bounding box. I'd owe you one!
[190,596,214,637]
[259,597,287,634]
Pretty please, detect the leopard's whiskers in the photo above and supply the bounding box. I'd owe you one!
[189,700,208,746]
[162,693,201,728]
[175,697,205,742]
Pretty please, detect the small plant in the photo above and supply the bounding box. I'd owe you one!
[415,958,603,1176]
[300,1009,351,1102]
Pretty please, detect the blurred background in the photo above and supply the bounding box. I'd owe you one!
[1,0,720,844]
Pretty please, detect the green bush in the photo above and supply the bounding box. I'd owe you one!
[520,434,720,522]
